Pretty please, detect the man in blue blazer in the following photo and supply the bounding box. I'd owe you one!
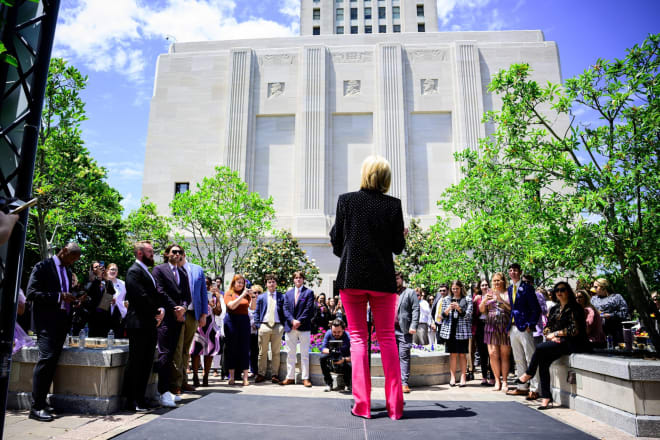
[254,273,286,383]
[172,249,208,392]
[282,271,315,387]
[506,263,541,399]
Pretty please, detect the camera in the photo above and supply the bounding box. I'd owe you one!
[329,340,343,363]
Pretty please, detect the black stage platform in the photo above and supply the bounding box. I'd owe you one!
[112,393,595,440]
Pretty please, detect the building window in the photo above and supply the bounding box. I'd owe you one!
[418,23,425,32]
[393,24,400,32]
[313,8,320,20]
[336,0,342,2]
[351,25,358,34]
[313,26,320,35]
[378,6,386,19]
[417,4,424,17]
[350,7,358,19]
[175,182,189,195]
[365,25,372,33]
[379,24,386,33]
[337,26,344,34]
[364,7,372,19]
[392,6,400,19]
[336,8,344,20]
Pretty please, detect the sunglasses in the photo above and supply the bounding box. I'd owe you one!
[170,250,182,255]
[556,287,568,293]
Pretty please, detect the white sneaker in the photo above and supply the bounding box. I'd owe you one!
[173,394,182,402]
[159,391,177,408]
[324,385,332,392]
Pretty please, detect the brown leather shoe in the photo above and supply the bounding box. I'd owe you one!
[526,391,539,401]
[303,379,312,387]
[506,389,528,396]
[255,374,266,383]
[402,385,411,394]
[182,384,196,392]
[171,387,182,395]
[271,376,281,384]
[281,379,295,385]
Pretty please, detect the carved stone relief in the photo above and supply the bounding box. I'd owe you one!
[409,49,449,63]
[258,54,297,65]
[343,80,361,97]
[421,78,439,95]
[332,51,373,63]
[267,82,285,98]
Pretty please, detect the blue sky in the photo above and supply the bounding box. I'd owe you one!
[52,0,660,214]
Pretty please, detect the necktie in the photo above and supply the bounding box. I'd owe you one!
[511,283,517,324]
[266,293,276,326]
[59,265,71,314]
[173,267,179,285]
[295,288,300,306]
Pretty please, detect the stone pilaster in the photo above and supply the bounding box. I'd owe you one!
[375,43,408,211]
[224,48,253,179]
[452,41,485,154]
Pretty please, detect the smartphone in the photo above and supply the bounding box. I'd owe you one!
[9,197,38,215]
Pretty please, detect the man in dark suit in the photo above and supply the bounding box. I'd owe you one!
[151,244,190,407]
[506,263,541,399]
[395,272,419,394]
[254,273,286,383]
[26,243,82,422]
[122,241,164,412]
[282,271,315,387]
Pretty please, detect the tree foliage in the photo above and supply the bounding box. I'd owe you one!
[124,197,171,255]
[434,34,659,348]
[234,229,322,290]
[26,58,128,277]
[169,166,275,281]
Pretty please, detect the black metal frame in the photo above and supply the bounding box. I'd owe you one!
[0,0,61,435]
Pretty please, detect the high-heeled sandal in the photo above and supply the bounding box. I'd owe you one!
[538,400,555,410]
[202,375,209,387]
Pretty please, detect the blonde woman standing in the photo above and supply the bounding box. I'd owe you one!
[480,272,511,391]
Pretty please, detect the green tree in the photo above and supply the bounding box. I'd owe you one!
[234,230,322,289]
[455,34,659,347]
[394,219,438,292]
[26,58,128,276]
[169,166,275,281]
[124,197,171,254]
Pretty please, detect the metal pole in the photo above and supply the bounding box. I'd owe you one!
[0,1,61,436]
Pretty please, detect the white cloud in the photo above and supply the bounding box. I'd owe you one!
[436,0,496,30]
[55,0,297,82]
[106,161,144,181]
[280,0,300,18]
[120,192,140,214]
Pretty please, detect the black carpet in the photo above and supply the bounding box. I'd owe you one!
[112,393,595,440]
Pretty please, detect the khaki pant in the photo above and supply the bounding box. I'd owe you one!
[257,323,284,378]
[172,311,198,388]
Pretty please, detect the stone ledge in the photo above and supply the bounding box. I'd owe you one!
[569,354,660,382]
[573,395,660,438]
[13,346,129,367]
[8,392,121,415]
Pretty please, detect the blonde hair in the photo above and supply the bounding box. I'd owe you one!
[595,278,611,293]
[491,272,508,289]
[252,284,264,294]
[360,155,391,193]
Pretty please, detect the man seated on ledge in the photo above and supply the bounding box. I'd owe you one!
[320,319,352,392]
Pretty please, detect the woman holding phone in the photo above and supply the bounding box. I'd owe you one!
[223,274,253,386]
[480,272,512,391]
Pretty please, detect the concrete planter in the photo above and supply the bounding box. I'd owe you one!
[550,353,660,437]
[273,350,451,386]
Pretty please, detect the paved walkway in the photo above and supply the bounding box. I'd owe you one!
[3,374,650,440]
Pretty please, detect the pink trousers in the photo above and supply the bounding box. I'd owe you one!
[340,288,403,420]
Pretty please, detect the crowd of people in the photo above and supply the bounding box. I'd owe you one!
[16,154,647,423]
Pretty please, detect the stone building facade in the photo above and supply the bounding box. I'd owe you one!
[142,1,563,293]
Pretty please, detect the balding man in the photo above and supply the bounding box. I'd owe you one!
[26,243,82,422]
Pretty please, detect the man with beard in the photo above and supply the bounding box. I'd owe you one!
[122,241,165,411]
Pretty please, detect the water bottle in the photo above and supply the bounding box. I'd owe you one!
[78,328,87,349]
[107,329,115,347]
[606,335,613,350]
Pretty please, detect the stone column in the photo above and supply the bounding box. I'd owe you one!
[452,41,485,156]
[295,45,327,234]
[375,43,408,211]
[224,48,253,180]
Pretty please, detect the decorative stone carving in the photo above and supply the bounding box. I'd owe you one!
[421,78,439,95]
[268,82,285,98]
[332,51,373,63]
[343,80,361,97]
[258,54,297,65]
[409,49,449,63]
